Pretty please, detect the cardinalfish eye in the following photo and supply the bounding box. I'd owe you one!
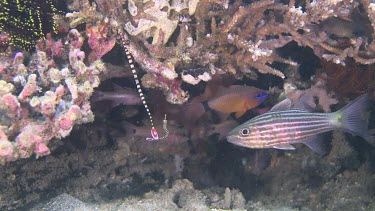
[239,128,250,136]
[255,91,268,105]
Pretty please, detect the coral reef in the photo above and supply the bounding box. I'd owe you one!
[1,0,375,163]
[1,2,375,211]
[281,80,339,112]
[0,29,107,162]
[1,1,375,210]
[64,0,375,105]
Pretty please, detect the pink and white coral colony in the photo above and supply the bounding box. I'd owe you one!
[0,29,106,163]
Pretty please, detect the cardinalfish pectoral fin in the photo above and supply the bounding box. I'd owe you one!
[269,98,292,112]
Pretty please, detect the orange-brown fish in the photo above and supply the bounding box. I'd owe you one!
[207,85,267,118]
[179,85,267,128]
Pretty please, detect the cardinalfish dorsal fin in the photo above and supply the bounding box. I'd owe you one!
[121,38,169,141]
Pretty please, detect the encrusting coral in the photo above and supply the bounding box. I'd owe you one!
[0,29,107,163]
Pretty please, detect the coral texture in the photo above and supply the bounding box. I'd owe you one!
[2,0,375,162]
[0,29,106,162]
[66,0,375,102]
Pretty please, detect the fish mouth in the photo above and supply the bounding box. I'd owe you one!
[226,135,243,145]
[226,129,240,143]
[226,135,237,144]
[226,135,251,148]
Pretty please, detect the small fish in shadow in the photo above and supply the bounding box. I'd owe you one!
[91,84,141,108]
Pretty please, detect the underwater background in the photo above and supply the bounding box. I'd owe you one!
[0,0,375,210]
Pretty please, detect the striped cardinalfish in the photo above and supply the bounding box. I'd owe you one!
[227,94,373,155]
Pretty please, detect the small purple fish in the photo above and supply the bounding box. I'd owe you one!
[227,94,374,155]
[91,85,141,107]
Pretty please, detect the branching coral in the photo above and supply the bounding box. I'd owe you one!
[66,0,104,28]
[64,0,375,105]
[196,0,296,79]
[288,0,375,66]
[194,0,375,79]
[124,0,200,45]
[66,0,193,104]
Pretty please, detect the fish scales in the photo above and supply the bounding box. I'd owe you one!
[242,110,333,148]
[227,94,374,154]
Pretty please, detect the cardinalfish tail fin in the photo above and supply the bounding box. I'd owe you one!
[334,94,373,144]
[121,37,169,141]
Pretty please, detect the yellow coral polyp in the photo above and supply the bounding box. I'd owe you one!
[69,112,77,121]
[0,80,15,96]
[29,97,41,107]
